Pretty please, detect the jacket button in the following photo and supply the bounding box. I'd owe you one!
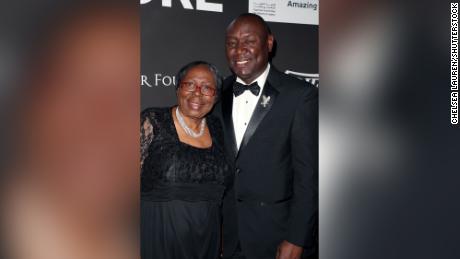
[236,168,241,174]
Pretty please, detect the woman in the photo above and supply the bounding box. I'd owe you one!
[140,61,231,259]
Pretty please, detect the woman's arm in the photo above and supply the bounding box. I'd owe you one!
[140,111,154,171]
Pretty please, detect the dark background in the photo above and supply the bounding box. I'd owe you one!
[141,0,318,109]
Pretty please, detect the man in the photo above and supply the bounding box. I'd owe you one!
[215,13,318,259]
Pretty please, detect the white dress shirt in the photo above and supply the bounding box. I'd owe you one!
[232,63,271,150]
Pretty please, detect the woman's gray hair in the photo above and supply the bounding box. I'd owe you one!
[175,61,223,98]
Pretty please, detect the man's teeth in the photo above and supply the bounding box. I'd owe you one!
[236,60,249,65]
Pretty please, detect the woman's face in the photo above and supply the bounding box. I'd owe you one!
[177,65,217,120]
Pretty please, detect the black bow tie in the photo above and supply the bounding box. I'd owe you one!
[233,81,261,97]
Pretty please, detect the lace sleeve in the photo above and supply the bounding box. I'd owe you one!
[140,112,154,171]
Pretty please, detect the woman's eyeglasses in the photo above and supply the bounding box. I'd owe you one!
[180,81,216,96]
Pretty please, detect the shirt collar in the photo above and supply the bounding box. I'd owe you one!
[236,63,271,91]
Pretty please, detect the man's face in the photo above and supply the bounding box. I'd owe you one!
[225,17,274,84]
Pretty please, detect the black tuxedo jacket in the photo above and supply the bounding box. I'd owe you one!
[214,66,318,259]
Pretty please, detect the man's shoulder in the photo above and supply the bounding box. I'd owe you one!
[269,67,317,95]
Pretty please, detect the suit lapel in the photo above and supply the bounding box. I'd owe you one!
[237,81,279,157]
[222,86,238,157]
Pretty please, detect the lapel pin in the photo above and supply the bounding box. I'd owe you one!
[261,95,271,108]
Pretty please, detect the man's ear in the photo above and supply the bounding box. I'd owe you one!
[267,34,274,53]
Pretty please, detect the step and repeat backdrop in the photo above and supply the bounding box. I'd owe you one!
[141,0,319,109]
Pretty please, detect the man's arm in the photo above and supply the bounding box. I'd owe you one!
[280,85,318,258]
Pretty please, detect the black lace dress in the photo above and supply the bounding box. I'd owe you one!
[140,107,231,259]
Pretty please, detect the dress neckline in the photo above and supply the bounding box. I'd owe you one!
[168,107,213,150]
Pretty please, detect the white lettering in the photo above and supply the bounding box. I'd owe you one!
[145,74,177,86]
[161,0,193,9]
[162,75,174,86]
[155,74,163,86]
[196,0,223,12]
[141,0,223,12]
[141,75,152,87]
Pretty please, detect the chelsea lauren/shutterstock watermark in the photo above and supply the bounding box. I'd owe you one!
[451,3,458,125]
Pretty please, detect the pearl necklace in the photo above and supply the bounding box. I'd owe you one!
[175,107,206,138]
